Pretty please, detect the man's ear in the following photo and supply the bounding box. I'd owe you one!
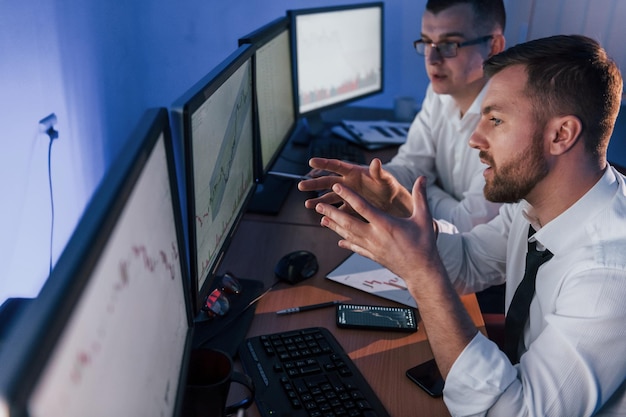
[488,33,506,58]
[548,115,583,156]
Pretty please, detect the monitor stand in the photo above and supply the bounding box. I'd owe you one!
[290,114,327,147]
[246,176,294,215]
[302,113,327,138]
[248,121,312,214]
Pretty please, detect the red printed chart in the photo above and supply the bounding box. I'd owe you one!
[326,253,417,308]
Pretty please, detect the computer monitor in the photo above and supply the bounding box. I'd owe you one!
[239,17,297,180]
[0,108,193,417]
[289,2,384,131]
[238,17,308,214]
[171,45,257,317]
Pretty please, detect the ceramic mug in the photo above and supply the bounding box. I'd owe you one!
[183,349,254,417]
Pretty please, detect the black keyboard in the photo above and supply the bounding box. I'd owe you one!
[239,327,390,417]
[309,139,366,165]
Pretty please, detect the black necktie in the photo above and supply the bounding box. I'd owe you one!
[504,225,553,364]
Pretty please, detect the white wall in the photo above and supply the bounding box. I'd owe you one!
[0,3,92,301]
[0,0,429,305]
[2,0,624,305]
[506,0,626,69]
[504,0,626,166]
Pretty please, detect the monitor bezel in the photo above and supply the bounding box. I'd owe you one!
[238,16,297,182]
[288,1,385,119]
[171,44,257,317]
[0,108,193,417]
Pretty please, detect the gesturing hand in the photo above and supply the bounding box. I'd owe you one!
[314,176,440,282]
[298,157,412,217]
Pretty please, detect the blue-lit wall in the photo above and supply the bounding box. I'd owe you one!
[0,0,429,303]
[2,0,624,304]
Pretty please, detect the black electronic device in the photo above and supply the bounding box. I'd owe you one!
[0,298,32,344]
[288,2,384,134]
[406,358,445,397]
[239,327,391,417]
[171,44,257,318]
[0,108,194,416]
[308,135,366,164]
[238,17,307,214]
[238,16,298,182]
[274,250,318,284]
[336,303,418,333]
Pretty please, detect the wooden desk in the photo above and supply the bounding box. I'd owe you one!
[218,219,485,417]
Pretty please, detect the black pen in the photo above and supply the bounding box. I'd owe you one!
[276,300,341,315]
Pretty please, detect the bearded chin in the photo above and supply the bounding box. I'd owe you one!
[483,146,549,203]
[484,175,533,203]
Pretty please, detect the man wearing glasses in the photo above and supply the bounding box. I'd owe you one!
[301,0,506,233]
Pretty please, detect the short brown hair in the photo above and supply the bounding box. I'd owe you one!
[484,35,623,160]
[426,0,506,33]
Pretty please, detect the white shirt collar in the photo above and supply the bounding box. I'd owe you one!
[521,167,618,255]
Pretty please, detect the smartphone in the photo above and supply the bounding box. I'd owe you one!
[406,359,445,397]
[336,303,418,333]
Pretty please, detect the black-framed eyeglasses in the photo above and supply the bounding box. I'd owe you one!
[413,35,493,58]
[202,272,242,318]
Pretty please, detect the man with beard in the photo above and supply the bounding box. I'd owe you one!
[301,0,506,233]
[307,35,626,415]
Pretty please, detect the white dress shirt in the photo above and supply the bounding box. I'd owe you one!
[384,84,500,232]
[436,166,626,416]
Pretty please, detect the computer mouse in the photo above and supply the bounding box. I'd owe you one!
[274,250,319,284]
